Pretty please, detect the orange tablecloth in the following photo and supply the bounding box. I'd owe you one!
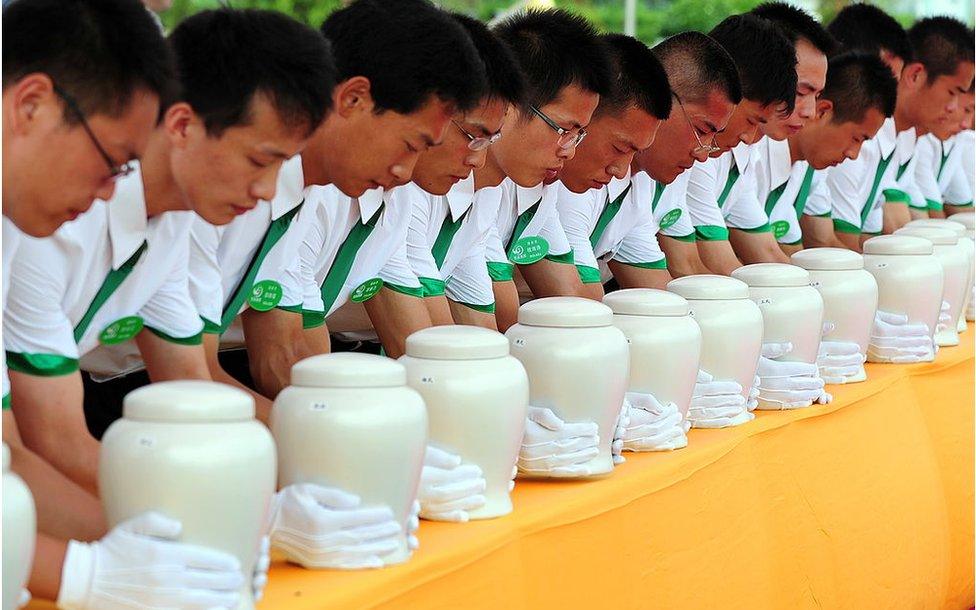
[28,330,975,610]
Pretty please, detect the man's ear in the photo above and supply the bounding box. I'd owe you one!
[815,98,834,121]
[333,76,374,119]
[163,102,197,148]
[901,62,927,91]
[7,73,58,136]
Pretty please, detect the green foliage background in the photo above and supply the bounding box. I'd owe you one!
[158,0,929,43]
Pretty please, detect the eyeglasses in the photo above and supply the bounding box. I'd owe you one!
[54,84,134,180]
[530,105,586,150]
[672,93,721,156]
[452,120,502,151]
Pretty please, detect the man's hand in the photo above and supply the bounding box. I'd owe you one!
[756,342,829,409]
[867,311,935,363]
[620,391,688,451]
[688,370,752,428]
[417,446,486,523]
[517,406,600,477]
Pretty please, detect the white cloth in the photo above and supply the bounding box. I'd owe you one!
[57,512,243,610]
[619,391,689,451]
[417,445,488,523]
[755,342,830,409]
[686,142,758,240]
[687,369,753,428]
[2,215,23,401]
[269,483,403,570]
[517,406,600,477]
[866,310,935,363]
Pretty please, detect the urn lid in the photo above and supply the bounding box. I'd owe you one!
[791,247,864,271]
[947,212,974,230]
[667,274,750,300]
[903,218,966,239]
[516,296,613,328]
[124,380,254,422]
[291,353,406,388]
[405,325,509,360]
[731,263,811,288]
[863,234,934,255]
[603,288,690,317]
[894,226,959,246]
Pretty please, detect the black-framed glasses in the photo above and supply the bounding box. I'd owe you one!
[530,105,586,150]
[672,92,721,156]
[54,85,134,180]
[452,120,502,151]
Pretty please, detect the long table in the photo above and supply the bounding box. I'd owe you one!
[27,329,975,610]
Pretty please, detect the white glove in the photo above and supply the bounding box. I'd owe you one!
[756,342,828,409]
[867,310,935,363]
[270,483,402,570]
[936,299,952,333]
[252,535,270,602]
[612,401,630,465]
[817,341,866,384]
[746,373,760,412]
[407,500,420,551]
[620,391,688,451]
[18,589,30,609]
[967,286,974,321]
[688,369,752,428]
[418,445,486,522]
[57,512,243,610]
[518,406,600,476]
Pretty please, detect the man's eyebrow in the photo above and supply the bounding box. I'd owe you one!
[702,120,718,133]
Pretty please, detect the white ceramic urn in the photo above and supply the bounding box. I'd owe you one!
[731,263,825,364]
[790,248,878,377]
[99,381,276,610]
[862,235,944,354]
[667,275,764,399]
[505,297,629,477]
[271,353,427,564]
[904,219,974,332]
[399,326,528,519]
[895,226,968,346]
[2,444,34,610]
[948,212,975,233]
[603,289,701,421]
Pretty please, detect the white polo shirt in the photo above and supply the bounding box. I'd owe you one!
[555,170,666,285]
[892,126,925,210]
[2,216,23,407]
[3,163,202,379]
[822,117,900,236]
[275,184,419,329]
[957,130,975,201]
[647,169,695,243]
[398,174,500,311]
[915,132,974,210]
[686,142,760,241]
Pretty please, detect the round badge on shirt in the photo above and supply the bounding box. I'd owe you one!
[248,280,283,312]
[509,236,549,265]
[99,316,144,345]
[771,221,791,240]
[659,209,682,230]
[350,277,384,303]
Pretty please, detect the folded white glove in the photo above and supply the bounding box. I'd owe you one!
[620,391,688,451]
[18,589,30,609]
[746,373,760,412]
[518,406,600,476]
[270,483,402,570]
[407,500,420,551]
[418,445,486,523]
[936,300,952,333]
[688,369,753,428]
[756,342,829,409]
[252,535,270,602]
[612,401,630,465]
[967,286,974,321]
[867,310,935,363]
[57,512,243,610]
[817,341,866,384]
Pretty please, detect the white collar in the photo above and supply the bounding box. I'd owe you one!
[766,137,793,191]
[607,169,633,202]
[445,173,475,221]
[107,163,149,269]
[356,186,387,225]
[730,142,753,173]
[515,181,545,215]
[896,126,917,160]
[874,117,898,158]
[270,155,307,220]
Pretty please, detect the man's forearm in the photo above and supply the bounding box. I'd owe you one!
[800,216,846,249]
[364,287,433,359]
[659,236,711,278]
[448,299,498,329]
[491,280,520,333]
[518,259,585,298]
[29,533,68,602]
[424,295,455,326]
[696,241,742,276]
[202,334,274,423]
[882,201,911,233]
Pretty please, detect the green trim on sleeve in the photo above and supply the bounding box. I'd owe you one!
[783,239,803,246]
[301,309,326,330]
[2,394,10,410]
[947,200,974,208]
[882,188,911,205]
[418,277,446,297]
[146,327,203,346]
[832,219,862,234]
[811,211,832,218]
[201,317,223,335]
[665,232,696,243]
[384,282,425,298]
[487,262,514,282]
[737,223,771,234]
[619,258,668,270]
[276,304,304,314]
[542,250,575,265]
[455,301,496,314]
[6,352,80,377]
[576,265,602,284]
[926,198,944,211]
[694,225,730,241]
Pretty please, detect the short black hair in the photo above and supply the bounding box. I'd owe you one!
[908,16,975,83]
[597,34,672,120]
[492,9,613,110]
[709,14,797,114]
[321,0,486,114]
[2,0,174,122]
[822,51,898,123]
[652,32,742,107]
[827,3,912,63]
[751,2,838,57]
[451,13,526,108]
[170,9,334,137]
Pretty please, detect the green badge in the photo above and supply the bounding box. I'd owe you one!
[99,316,144,345]
[508,236,549,265]
[248,280,282,312]
[771,220,791,240]
[350,277,383,303]
[659,208,682,230]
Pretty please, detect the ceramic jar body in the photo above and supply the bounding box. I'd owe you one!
[746,285,824,363]
[863,252,944,343]
[2,447,34,610]
[929,242,970,345]
[685,299,764,396]
[807,268,878,355]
